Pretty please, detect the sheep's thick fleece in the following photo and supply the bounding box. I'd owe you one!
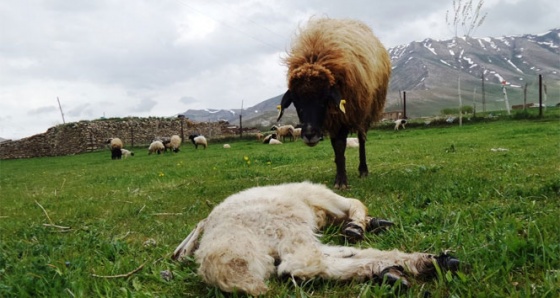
[279,17,392,188]
[284,17,391,135]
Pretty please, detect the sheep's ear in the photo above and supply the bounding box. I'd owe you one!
[329,87,346,114]
[277,90,293,122]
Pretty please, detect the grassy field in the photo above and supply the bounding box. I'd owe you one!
[1,112,559,297]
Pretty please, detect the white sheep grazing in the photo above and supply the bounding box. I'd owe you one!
[262,133,277,144]
[120,149,134,158]
[292,127,302,141]
[269,138,282,145]
[173,182,460,296]
[189,134,208,149]
[148,141,165,155]
[346,137,359,148]
[223,144,231,149]
[271,125,295,142]
[394,119,407,131]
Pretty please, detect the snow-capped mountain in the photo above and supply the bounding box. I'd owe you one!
[182,29,559,124]
[386,29,559,115]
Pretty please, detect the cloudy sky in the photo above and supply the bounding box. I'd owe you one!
[1,0,558,140]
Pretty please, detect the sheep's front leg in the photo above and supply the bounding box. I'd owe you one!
[357,131,368,177]
[330,128,349,189]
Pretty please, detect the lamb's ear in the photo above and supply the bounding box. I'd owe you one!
[329,87,346,114]
[277,90,293,122]
[172,218,206,261]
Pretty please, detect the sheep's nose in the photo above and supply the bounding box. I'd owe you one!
[304,132,316,140]
[302,125,321,146]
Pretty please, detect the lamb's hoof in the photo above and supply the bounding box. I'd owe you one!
[376,266,410,290]
[434,253,461,273]
[342,222,364,242]
[366,217,394,233]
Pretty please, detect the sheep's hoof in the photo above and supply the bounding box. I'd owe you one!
[376,266,410,290]
[366,217,394,234]
[334,182,348,190]
[343,222,364,242]
[334,175,348,190]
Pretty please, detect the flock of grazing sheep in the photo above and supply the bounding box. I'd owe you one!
[105,17,459,296]
[107,120,406,159]
[105,134,208,159]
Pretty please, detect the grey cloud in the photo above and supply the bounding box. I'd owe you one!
[67,103,92,118]
[180,96,198,105]
[132,98,158,113]
[28,106,57,115]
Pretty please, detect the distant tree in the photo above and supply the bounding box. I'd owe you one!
[446,0,487,37]
[461,105,473,114]
[441,108,459,115]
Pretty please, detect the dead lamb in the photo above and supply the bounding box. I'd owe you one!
[172,181,461,296]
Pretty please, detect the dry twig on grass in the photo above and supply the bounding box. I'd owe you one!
[91,262,146,279]
[35,200,54,225]
[43,224,71,230]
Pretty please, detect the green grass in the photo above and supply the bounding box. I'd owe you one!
[1,114,559,297]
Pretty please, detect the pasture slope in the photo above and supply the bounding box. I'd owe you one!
[0,113,558,297]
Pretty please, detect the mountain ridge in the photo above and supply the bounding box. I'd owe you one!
[182,28,560,127]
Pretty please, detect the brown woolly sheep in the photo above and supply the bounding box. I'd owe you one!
[106,138,123,160]
[277,18,391,189]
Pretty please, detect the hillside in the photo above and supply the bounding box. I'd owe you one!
[386,29,560,116]
[182,29,560,125]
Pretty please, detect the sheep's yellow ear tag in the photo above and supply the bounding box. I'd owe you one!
[339,99,346,114]
[276,105,282,119]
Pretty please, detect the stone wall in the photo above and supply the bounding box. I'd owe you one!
[0,117,253,160]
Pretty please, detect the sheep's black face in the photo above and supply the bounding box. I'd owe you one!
[279,86,338,147]
[292,97,326,147]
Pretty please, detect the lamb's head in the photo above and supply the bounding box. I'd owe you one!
[278,64,342,146]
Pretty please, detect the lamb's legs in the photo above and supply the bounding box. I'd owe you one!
[279,244,459,287]
[320,246,439,276]
[303,186,393,241]
[303,188,371,240]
